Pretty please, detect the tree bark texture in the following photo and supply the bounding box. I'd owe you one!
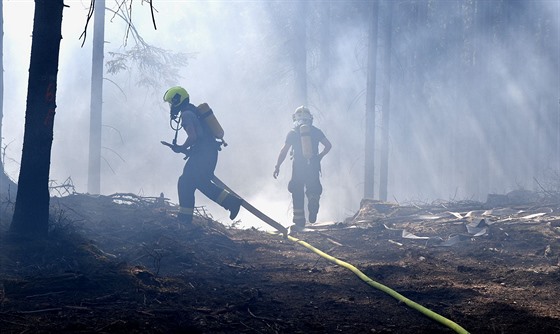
[379,0,393,202]
[364,0,378,199]
[10,0,64,237]
[87,0,105,195]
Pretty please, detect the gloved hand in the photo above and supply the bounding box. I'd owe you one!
[273,165,280,179]
[171,144,183,153]
[161,141,188,155]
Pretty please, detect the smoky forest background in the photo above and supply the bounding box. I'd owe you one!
[0,2,559,333]
[0,0,559,233]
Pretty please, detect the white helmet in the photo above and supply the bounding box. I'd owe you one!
[292,106,313,125]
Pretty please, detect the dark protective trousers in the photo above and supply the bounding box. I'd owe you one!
[288,158,322,226]
[177,146,228,223]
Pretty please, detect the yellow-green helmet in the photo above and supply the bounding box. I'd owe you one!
[163,86,189,107]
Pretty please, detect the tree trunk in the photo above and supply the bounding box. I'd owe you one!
[318,1,331,85]
[379,0,393,201]
[364,0,379,199]
[10,0,64,238]
[292,0,307,105]
[87,0,105,195]
[0,0,3,155]
[471,0,492,199]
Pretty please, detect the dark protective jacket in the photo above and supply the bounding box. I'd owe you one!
[285,125,326,169]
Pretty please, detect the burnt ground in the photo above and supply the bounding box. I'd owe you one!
[0,192,559,334]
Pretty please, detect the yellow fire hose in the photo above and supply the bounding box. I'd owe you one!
[211,176,469,333]
[286,233,470,334]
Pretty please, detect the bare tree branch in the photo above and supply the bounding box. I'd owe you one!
[79,0,96,47]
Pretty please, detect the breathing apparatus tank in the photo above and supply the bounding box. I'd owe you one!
[299,124,313,161]
[196,103,226,143]
[292,106,314,161]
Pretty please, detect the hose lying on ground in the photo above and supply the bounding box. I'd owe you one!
[210,176,468,333]
[286,233,470,334]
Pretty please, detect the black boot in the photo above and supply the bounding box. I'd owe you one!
[177,213,192,224]
[224,195,242,220]
[308,211,317,224]
[308,195,320,224]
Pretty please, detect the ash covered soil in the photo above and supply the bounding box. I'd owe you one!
[1,193,559,333]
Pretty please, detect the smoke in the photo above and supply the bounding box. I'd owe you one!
[2,1,559,230]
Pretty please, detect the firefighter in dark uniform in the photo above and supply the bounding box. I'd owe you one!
[162,86,241,224]
[273,106,332,231]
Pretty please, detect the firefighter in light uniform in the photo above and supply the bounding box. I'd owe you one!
[273,106,332,231]
[162,86,241,224]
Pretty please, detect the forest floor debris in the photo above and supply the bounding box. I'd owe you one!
[1,193,559,333]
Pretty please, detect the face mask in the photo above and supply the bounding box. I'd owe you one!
[170,104,181,121]
[294,118,312,128]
